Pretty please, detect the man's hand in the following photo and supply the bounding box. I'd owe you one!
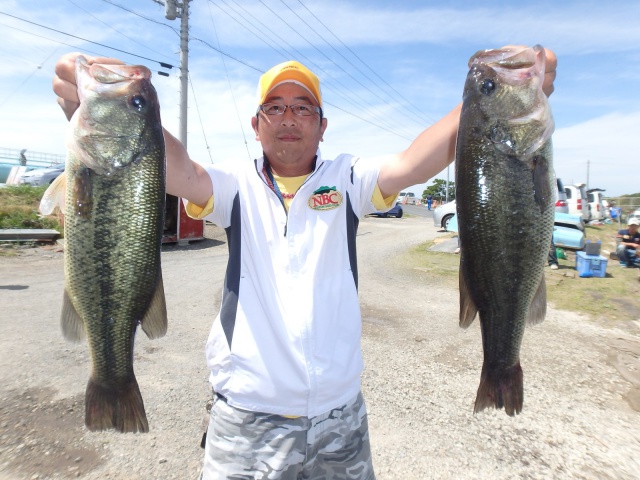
[542,48,557,97]
[52,52,125,121]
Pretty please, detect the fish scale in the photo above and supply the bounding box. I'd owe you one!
[455,45,555,416]
[41,56,168,433]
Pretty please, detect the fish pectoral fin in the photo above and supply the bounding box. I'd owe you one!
[527,275,547,325]
[61,289,85,342]
[532,153,552,212]
[39,172,67,215]
[140,272,168,339]
[459,264,478,328]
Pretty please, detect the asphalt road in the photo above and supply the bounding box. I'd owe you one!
[402,203,435,219]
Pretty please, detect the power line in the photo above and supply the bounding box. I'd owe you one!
[295,0,436,126]
[64,0,174,62]
[205,1,252,161]
[280,0,430,129]
[253,0,417,139]
[0,11,176,69]
[97,0,179,35]
[188,74,214,164]
[208,0,415,139]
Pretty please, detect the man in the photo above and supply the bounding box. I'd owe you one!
[616,218,640,267]
[53,49,556,479]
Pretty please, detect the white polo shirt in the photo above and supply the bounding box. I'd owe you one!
[187,151,385,417]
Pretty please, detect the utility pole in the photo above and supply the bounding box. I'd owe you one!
[445,165,450,203]
[160,0,190,148]
[586,159,590,191]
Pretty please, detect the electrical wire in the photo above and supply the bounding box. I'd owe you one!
[65,0,174,62]
[188,74,214,164]
[0,41,64,108]
[205,1,252,161]
[0,11,176,69]
[0,21,171,78]
[210,0,415,140]
[280,0,431,128]
[97,0,179,36]
[2,5,421,143]
[294,0,437,126]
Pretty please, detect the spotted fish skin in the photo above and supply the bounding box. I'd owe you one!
[455,45,555,416]
[46,56,167,433]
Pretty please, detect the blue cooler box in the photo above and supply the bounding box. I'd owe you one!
[575,251,608,278]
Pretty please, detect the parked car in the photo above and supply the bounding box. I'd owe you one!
[587,188,607,221]
[18,164,65,186]
[370,202,403,218]
[433,200,456,231]
[397,191,417,205]
[554,177,569,214]
[564,183,590,222]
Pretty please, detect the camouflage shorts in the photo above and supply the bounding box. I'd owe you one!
[201,391,375,480]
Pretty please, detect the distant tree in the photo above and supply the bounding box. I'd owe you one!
[423,179,455,202]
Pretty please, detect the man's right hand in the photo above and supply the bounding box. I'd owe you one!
[52,53,125,121]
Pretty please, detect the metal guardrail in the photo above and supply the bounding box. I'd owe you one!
[0,147,65,168]
[0,147,66,183]
[606,197,640,215]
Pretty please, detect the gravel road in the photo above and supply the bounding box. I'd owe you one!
[1,216,639,479]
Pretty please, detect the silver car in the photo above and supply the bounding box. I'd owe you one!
[433,200,456,231]
[18,165,65,186]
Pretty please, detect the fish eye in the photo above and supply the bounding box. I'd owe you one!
[130,95,146,112]
[480,79,495,95]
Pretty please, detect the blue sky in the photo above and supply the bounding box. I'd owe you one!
[1,0,639,196]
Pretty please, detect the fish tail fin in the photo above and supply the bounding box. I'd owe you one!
[85,377,149,433]
[473,363,523,416]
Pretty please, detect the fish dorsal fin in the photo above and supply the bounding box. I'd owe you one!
[61,288,85,342]
[459,261,478,328]
[39,172,67,215]
[527,275,547,325]
[140,271,168,339]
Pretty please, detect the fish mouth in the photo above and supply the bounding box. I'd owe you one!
[469,45,544,68]
[470,46,546,87]
[75,56,153,102]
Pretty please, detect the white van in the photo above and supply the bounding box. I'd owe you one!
[564,183,590,222]
[587,188,607,221]
[397,192,416,204]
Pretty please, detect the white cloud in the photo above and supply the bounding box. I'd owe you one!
[553,111,640,196]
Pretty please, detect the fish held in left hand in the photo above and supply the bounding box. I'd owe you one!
[41,56,167,433]
[455,45,555,416]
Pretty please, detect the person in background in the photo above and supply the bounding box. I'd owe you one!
[427,193,433,210]
[548,240,559,270]
[52,47,556,479]
[616,218,640,267]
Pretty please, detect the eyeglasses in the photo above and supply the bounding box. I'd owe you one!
[257,103,322,117]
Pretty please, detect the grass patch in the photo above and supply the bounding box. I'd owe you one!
[0,185,63,232]
[402,225,640,322]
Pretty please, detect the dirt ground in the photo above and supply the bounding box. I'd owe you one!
[1,216,640,479]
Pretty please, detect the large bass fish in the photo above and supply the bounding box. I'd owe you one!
[455,45,554,416]
[41,56,167,432]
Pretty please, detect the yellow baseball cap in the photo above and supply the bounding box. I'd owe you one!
[257,61,322,107]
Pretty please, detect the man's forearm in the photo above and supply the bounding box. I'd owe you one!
[164,129,213,208]
[377,103,461,198]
